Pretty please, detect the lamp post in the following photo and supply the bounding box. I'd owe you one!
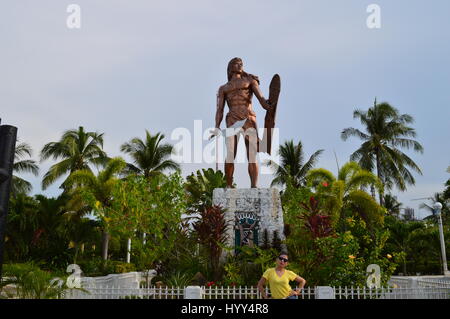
[0,122,18,280]
[433,202,450,276]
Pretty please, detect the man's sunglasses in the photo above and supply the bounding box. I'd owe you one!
[278,257,288,263]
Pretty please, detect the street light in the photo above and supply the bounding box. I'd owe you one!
[0,122,18,280]
[433,202,450,276]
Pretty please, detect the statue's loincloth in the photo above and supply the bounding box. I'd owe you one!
[226,108,261,150]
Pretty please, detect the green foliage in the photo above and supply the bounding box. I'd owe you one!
[5,194,76,271]
[222,247,279,286]
[405,225,450,274]
[40,126,107,190]
[266,140,323,188]
[12,142,39,195]
[156,222,209,284]
[384,215,450,275]
[76,258,136,276]
[185,168,227,213]
[341,99,423,194]
[106,172,186,270]
[4,126,442,288]
[163,271,193,287]
[223,261,245,286]
[287,226,398,287]
[383,194,402,217]
[193,205,229,280]
[306,162,385,231]
[1,263,68,299]
[283,170,398,287]
[120,130,180,178]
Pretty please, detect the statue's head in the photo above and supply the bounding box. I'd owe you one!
[227,57,260,84]
[227,57,243,81]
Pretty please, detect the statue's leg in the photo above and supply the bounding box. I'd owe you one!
[244,128,259,188]
[225,135,238,188]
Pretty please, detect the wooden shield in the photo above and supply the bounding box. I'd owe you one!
[260,74,280,155]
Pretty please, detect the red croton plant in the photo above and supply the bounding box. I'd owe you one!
[193,205,229,280]
[300,196,334,239]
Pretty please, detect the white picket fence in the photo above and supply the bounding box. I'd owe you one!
[62,272,450,299]
[65,284,450,299]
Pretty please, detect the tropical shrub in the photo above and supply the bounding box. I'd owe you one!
[0,263,68,299]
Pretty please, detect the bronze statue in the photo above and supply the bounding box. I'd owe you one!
[211,57,280,188]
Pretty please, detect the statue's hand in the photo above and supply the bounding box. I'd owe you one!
[209,128,222,140]
[263,99,272,111]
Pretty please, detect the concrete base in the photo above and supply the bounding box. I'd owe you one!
[212,188,285,251]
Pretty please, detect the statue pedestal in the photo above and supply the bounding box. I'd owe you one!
[212,188,285,252]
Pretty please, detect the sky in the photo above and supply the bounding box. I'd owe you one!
[2,0,449,219]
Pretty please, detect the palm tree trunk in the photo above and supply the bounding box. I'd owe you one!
[74,244,80,264]
[101,231,110,261]
[376,150,384,207]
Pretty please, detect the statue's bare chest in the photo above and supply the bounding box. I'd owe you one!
[223,79,252,99]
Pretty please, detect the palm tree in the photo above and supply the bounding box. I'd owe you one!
[120,130,180,178]
[64,157,127,260]
[40,127,107,190]
[383,194,402,217]
[420,193,449,225]
[444,179,450,202]
[12,142,39,195]
[306,161,385,229]
[444,168,450,201]
[341,99,423,205]
[185,168,227,214]
[385,216,425,275]
[266,140,323,188]
[6,194,39,260]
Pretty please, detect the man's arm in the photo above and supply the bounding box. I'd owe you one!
[215,86,226,128]
[250,79,271,110]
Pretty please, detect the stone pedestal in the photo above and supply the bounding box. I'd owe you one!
[212,188,285,251]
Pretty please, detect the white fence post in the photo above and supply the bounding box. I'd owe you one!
[184,286,203,299]
[315,286,335,299]
[409,277,425,299]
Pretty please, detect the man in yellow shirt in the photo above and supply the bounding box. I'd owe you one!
[257,253,306,299]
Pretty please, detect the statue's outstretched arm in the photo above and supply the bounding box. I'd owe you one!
[251,80,271,111]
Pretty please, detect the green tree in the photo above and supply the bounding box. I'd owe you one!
[266,140,323,188]
[1,263,69,299]
[185,168,227,214]
[306,161,385,230]
[120,130,180,178]
[420,193,449,225]
[443,167,450,201]
[40,126,107,190]
[406,224,450,274]
[444,179,450,201]
[384,216,425,275]
[12,142,39,195]
[341,100,423,205]
[5,194,39,261]
[383,194,402,217]
[106,173,186,270]
[193,205,229,281]
[32,194,72,269]
[65,157,127,261]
